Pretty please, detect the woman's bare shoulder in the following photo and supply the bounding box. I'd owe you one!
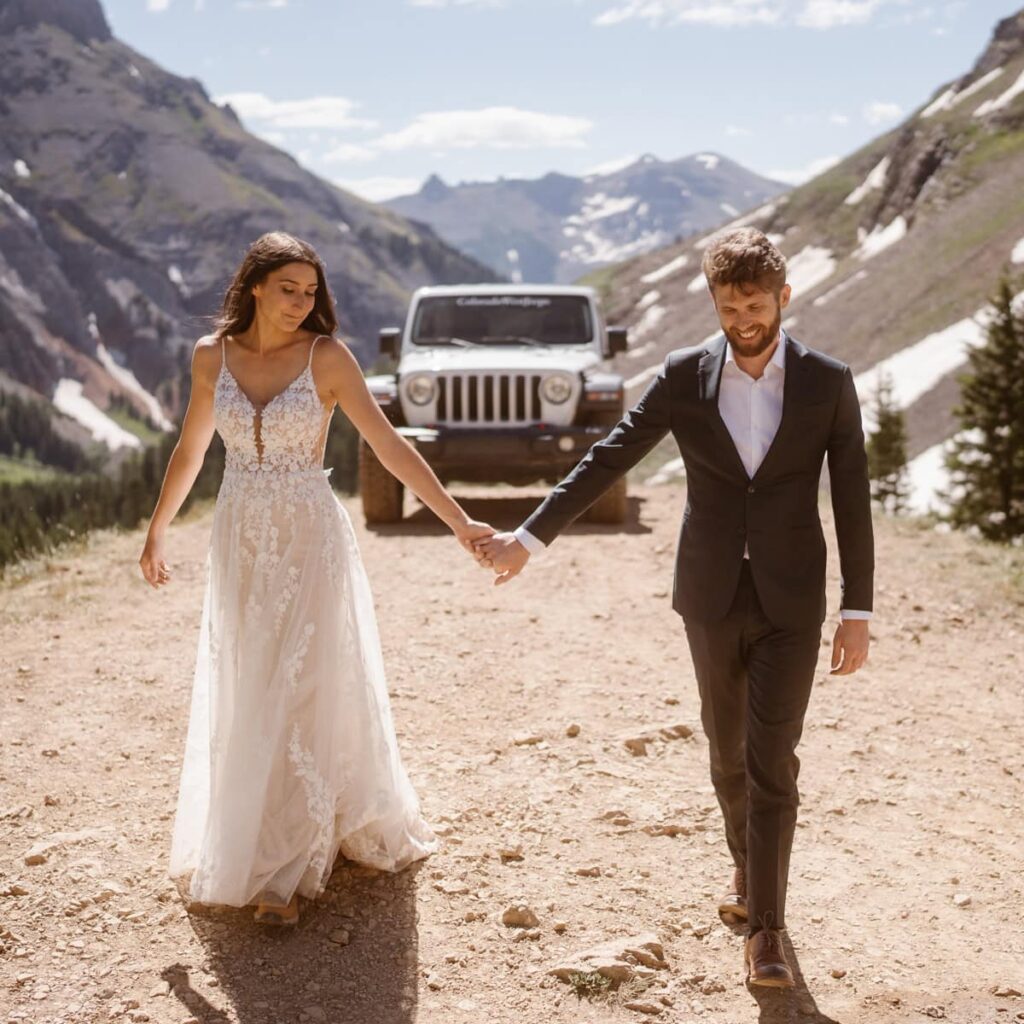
[191,334,223,383]
[314,335,359,367]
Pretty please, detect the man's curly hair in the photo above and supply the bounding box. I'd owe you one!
[701,227,787,295]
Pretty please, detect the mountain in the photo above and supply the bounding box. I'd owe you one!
[598,8,1024,512]
[385,154,786,285]
[0,0,496,461]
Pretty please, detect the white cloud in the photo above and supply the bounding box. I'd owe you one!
[725,124,752,136]
[322,142,378,164]
[335,176,423,203]
[796,0,882,29]
[214,92,376,131]
[147,0,171,10]
[235,0,289,7]
[863,100,903,124]
[409,0,503,6]
[371,107,593,152]
[767,153,840,185]
[594,2,783,28]
[592,0,901,29]
[829,111,850,126]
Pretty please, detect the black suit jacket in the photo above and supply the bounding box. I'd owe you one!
[522,334,874,631]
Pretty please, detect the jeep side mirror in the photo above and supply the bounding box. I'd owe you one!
[379,327,401,358]
[607,327,628,356]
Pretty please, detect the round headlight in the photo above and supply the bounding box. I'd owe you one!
[541,375,573,405]
[405,374,436,406]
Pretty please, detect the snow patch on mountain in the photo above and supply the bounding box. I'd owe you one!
[695,153,720,171]
[53,379,142,451]
[813,269,869,307]
[974,67,1024,117]
[854,216,908,261]
[506,248,523,284]
[855,306,1000,430]
[0,188,37,229]
[844,157,890,206]
[13,159,31,179]
[641,253,689,284]
[0,267,44,313]
[686,271,707,294]
[786,246,836,297]
[630,303,667,344]
[1012,237,1024,263]
[905,438,955,515]
[694,201,780,248]
[646,456,685,486]
[921,67,1004,118]
[566,193,640,225]
[562,228,668,267]
[167,264,189,296]
[95,342,175,432]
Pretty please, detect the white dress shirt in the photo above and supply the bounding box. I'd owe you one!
[514,331,870,620]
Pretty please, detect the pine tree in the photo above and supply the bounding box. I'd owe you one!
[865,370,909,514]
[944,275,1024,542]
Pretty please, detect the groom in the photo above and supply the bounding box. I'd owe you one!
[474,227,874,988]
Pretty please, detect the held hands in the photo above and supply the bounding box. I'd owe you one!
[830,619,869,675]
[452,520,497,556]
[472,532,530,586]
[139,533,171,590]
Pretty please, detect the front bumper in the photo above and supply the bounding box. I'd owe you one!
[397,424,606,483]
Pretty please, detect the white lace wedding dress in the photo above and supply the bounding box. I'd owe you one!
[170,335,437,907]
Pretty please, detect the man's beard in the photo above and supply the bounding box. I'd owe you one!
[724,308,782,359]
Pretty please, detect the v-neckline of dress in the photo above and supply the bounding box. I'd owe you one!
[221,359,312,414]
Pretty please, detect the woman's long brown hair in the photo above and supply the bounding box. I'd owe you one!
[213,231,338,339]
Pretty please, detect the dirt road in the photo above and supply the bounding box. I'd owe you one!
[1,484,1022,1024]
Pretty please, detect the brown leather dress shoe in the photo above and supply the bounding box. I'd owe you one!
[744,928,794,988]
[718,865,747,922]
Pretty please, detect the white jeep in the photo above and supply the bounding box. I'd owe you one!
[361,284,630,523]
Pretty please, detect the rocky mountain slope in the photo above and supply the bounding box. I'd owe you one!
[598,8,1024,511]
[386,154,785,285]
[0,0,495,460]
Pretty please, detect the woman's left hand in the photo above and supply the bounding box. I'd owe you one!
[453,520,496,556]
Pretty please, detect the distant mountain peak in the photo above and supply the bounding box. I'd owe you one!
[420,173,450,200]
[387,151,786,283]
[0,0,111,44]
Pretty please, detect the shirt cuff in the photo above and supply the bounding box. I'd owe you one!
[513,527,546,556]
[840,609,872,620]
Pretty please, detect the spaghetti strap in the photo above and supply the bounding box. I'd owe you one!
[220,335,227,369]
[307,334,328,368]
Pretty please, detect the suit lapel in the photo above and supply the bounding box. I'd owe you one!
[698,336,749,481]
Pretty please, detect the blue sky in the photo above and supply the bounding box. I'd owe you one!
[102,0,1023,201]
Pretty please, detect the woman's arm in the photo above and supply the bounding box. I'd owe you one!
[319,338,493,551]
[138,337,219,588]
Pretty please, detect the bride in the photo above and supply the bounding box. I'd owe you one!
[139,231,493,925]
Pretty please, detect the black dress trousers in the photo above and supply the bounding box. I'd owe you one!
[683,560,822,933]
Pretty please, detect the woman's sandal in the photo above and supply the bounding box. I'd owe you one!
[253,895,299,926]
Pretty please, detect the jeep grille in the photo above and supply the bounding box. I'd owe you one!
[435,373,543,425]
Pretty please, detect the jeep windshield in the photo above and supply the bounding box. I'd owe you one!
[412,295,594,346]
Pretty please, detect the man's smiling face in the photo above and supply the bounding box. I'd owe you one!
[711,280,791,359]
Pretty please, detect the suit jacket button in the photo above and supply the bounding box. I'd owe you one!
[747,485,756,494]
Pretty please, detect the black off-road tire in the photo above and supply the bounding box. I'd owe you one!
[583,476,628,524]
[359,440,404,523]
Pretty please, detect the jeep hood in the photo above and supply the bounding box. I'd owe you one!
[398,346,603,376]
